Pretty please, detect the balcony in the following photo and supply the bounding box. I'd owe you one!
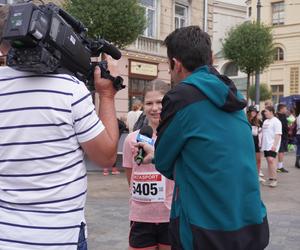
[127,36,166,56]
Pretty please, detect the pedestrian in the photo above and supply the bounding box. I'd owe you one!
[261,100,273,122]
[261,106,282,187]
[295,112,300,168]
[276,103,289,173]
[137,26,269,250]
[287,108,296,152]
[127,99,143,132]
[122,79,173,250]
[0,5,119,250]
[247,105,264,182]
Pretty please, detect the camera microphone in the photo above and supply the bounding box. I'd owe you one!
[99,39,122,60]
[135,125,154,166]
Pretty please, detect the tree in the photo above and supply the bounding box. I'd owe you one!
[64,0,146,49]
[249,83,272,102]
[223,21,274,101]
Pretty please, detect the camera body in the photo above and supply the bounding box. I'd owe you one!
[2,2,125,91]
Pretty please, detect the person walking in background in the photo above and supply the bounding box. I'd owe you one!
[295,112,300,168]
[276,104,289,173]
[247,106,264,182]
[123,80,173,250]
[261,106,282,187]
[287,108,296,152]
[127,99,143,132]
[261,100,273,122]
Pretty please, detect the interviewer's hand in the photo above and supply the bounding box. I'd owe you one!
[94,66,116,98]
[134,142,155,164]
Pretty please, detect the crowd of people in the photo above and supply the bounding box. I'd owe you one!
[247,101,300,188]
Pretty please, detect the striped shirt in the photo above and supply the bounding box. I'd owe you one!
[0,67,104,250]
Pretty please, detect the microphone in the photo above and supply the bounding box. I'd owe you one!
[99,39,122,60]
[135,125,154,165]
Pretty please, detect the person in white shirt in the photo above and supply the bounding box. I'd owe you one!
[127,99,143,132]
[261,106,282,187]
[0,5,119,250]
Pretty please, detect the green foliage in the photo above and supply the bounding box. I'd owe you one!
[223,21,275,75]
[64,0,146,49]
[249,83,272,101]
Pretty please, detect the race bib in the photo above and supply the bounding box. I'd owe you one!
[131,172,165,202]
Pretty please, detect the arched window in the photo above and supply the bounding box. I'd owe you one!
[223,62,238,77]
[274,47,284,61]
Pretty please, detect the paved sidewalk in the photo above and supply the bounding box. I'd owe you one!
[85,152,300,250]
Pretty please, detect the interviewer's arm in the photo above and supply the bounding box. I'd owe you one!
[80,66,119,168]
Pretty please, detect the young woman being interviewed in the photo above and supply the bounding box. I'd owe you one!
[122,79,174,250]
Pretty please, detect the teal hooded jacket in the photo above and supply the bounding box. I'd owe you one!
[155,66,269,250]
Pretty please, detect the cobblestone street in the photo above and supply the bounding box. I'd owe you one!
[85,152,300,250]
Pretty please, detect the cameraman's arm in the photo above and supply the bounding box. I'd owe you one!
[80,66,119,168]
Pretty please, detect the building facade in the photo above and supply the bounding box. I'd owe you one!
[247,0,300,104]
[212,0,247,96]
[0,0,214,117]
[116,0,213,117]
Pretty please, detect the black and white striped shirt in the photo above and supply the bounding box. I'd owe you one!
[0,67,104,250]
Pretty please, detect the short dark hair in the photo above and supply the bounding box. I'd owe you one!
[265,106,275,114]
[163,26,212,72]
[277,103,286,112]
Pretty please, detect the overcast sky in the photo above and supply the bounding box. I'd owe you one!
[218,0,247,6]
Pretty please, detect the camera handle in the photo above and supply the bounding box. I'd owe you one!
[98,61,126,91]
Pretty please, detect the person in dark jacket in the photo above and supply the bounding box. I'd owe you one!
[138,26,269,250]
[276,103,289,173]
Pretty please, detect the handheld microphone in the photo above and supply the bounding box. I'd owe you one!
[135,125,154,165]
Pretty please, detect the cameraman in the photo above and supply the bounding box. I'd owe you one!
[0,5,118,250]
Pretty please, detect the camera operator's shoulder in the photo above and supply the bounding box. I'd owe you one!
[48,73,89,92]
[0,66,26,79]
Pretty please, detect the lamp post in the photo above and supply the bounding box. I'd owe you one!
[255,0,262,107]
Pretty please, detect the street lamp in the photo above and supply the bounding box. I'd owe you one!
[255,0,262,107]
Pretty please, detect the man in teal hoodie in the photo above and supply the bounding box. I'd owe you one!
[140,26,269,249]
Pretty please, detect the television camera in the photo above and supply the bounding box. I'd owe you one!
[2,2,125,91]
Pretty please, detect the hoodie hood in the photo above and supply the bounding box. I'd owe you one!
[182,65,247,112]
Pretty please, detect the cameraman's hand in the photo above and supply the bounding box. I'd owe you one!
[94,66,116,98]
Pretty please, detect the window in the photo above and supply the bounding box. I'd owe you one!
[223,62,238,77]
[128,78,151,109]
[175,4,188,29]
[248,7,252,17]
[290,67,299,94]
[140,0,157,38]
[274,47,284,61]
[271,84,284,104]
[272,1,284,25]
